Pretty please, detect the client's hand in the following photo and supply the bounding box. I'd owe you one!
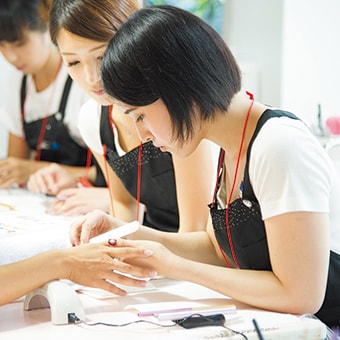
[108,238,178,279]
[62,241,156,296]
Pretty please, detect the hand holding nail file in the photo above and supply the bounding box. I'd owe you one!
[89,221,139,243]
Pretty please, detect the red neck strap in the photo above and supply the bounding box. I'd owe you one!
[214,91,255,268]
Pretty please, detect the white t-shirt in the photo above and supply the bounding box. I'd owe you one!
[77,99,125,156]
[0,64,90,146]
[249,116,340,253]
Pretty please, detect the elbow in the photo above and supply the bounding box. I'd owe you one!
[286,289,326,315]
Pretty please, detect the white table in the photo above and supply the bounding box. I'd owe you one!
[0,189,331,339]
[0,277,330,340]
[0,188,73,265]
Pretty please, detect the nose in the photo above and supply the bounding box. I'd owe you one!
[135,124,153,143]
[1,48,18,64]
[84,61,101,87]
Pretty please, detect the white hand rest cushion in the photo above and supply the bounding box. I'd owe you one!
[24,280,85,324]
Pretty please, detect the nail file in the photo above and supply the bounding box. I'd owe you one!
[89,220,139,243]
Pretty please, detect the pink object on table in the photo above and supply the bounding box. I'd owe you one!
[326,116,340,135]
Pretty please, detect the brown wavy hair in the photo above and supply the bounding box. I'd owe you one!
[47,0,139,44]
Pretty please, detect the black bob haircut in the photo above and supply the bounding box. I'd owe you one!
[101,5,241,143]
[0,0,47,43]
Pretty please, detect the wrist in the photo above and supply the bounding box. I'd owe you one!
[50,249,70,280]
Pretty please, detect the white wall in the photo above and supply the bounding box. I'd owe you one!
[223,0,283,107]
[281,0,340,126]
[223,0,340,129]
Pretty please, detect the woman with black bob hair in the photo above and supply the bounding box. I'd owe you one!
[85,5,340,327]
[102,5,241,144]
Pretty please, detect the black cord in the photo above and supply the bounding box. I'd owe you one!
[68,312,176,328]
[84,319,176,328]
[222,324,249,339]
[68,312,249,338]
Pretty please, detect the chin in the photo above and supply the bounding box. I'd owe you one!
[89,93,112,106]
[171,148,192,158]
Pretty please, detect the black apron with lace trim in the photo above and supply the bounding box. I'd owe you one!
[100,106,179,232]
[209,109,340,327]
[21,75,88,166]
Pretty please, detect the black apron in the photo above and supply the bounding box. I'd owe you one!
[100,106,179,231]
[209,109,340,327]
[21,75,106,187]
[21,75,87,166]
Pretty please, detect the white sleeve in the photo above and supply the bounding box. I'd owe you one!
[249,117,332,220]
[77,99,103,154]
[61,68,91,146]
[0,70,23,137]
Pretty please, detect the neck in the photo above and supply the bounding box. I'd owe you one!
[33,46,61,92]
[204,92,266,154]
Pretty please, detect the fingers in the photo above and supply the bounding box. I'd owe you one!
[110,258,156,280]
[79,210,108,244]
[69,215,87,246]
[108,237,137,249]
[69,210,107,245]
[0,164,14,188]
[66,242,156,295]
[27,172,48,193]
[48,197,79,216]
[0,173,15,188]
[88,273,149,297]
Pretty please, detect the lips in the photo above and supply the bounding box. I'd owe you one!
[92,88,105,96]
[153,143,167,152]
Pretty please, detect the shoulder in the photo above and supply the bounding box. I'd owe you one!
[252,112,323,164]
[3,68,24,93]
[78,99,101,130]
[249,111,333,218]
[0,69,24,132]
[77,99,103,153]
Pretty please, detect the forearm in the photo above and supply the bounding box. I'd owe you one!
[59,164,96,182]
[131,228,223,265]
[112,200,138,222]
[166,257,320,315]
[0,250,65,306]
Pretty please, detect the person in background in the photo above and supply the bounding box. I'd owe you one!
[39,0,215,232]
[72,5,340,328]
[0,0,109,215]
[0,239,155,306]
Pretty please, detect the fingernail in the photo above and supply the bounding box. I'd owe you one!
[108,239,117,246]
[144,249,153,256]
[138,280,147,287]
[149,271,157,277]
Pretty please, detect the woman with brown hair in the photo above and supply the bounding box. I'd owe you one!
[39,0,215,233]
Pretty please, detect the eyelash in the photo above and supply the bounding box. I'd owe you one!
[66,56,103,68]
[67,61,79,67]
[136,114,144,123]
